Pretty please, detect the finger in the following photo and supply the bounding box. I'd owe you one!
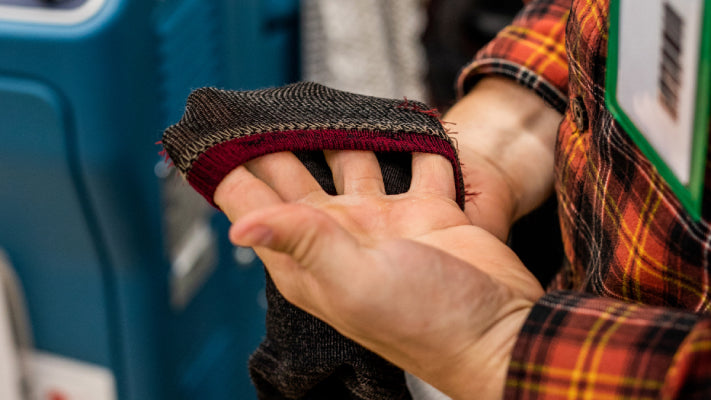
[229,203,361,270]
[245,152,325,201]
[228,203,364,308]
[324,150,385,195]
[410,152,456,200]
[214,165,284,222]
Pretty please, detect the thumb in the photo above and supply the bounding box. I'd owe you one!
[229,203,362,272]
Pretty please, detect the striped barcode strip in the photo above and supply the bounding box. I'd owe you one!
[659,2,684,120]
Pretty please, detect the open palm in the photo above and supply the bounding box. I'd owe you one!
[215,150,543,399]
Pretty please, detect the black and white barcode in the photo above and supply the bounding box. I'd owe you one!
[659,2,684,120]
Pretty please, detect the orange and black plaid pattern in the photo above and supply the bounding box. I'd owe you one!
[459,0,711,398]
[457,0,571,113]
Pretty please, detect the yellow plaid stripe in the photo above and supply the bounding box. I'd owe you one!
[509,360,664,390]
[583,305,639,399]
[557,119,711,307]
[580,0,609,41]
[507,379,657,400]
[499,21,568,75]
[507,293,700,399]
[494,0,711,398]
[690,340,711,352]
[623,173,663,302]
[523,8,569,75]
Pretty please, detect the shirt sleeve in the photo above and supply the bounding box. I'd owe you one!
[457,0,572,113]
[505,291,711,399]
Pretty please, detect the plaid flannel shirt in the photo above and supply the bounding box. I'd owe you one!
[459,0,711,398]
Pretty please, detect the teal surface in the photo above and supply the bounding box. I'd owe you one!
[0,0,299,398]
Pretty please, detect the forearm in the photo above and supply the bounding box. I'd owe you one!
[444,76,562,236]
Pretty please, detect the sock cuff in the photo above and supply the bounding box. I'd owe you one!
[162,81,465,208]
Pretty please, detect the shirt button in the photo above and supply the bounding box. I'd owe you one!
[571,96,588,131]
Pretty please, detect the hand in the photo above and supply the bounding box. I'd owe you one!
[214,150,544,399]
[445,77,563,240]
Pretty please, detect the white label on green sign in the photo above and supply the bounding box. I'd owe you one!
[616,0,703,184]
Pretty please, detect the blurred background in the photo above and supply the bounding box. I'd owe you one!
[0,1,559,399]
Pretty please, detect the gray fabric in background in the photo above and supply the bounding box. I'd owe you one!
[302,0,429,101]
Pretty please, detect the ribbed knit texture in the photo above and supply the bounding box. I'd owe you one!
[163,81,464,208]
[162,82,464,399]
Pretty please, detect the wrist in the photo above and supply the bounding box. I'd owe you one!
[444,76,561,225]
[444,302,533,400]
[456,146,519,240]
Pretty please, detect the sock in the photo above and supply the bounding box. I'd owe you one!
[162,81,465,400]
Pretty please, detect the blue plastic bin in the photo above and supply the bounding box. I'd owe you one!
[0,0,299,398]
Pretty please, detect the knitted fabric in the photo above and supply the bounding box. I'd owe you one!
[163,81,464,208]
[162,81,465,399]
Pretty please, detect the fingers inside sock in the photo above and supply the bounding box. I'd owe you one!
[245,152,326,202]
[410,152,456,201]
[214,165,284,222]
[323,150,385,195]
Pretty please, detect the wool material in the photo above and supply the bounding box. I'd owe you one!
[162,81,465,400]
[162,81,465,208]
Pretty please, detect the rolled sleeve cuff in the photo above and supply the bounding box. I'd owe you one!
[456,0,571,113]
[457,59,567,113]
[505,291,701,399]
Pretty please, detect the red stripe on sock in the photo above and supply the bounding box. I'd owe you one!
[187,129,464,209]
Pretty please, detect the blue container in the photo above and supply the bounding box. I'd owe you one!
[0,0,299,398]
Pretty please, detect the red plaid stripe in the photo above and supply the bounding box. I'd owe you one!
[459,0,711,398]
[555,0,711,310]
[661,319,711,399]
[506,292,698,399]
[457,0,571,112]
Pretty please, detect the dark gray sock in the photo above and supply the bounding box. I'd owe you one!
[161,82,465,400]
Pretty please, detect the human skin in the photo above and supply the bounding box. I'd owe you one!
[214,77,562,399]
[446,76,562,240]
